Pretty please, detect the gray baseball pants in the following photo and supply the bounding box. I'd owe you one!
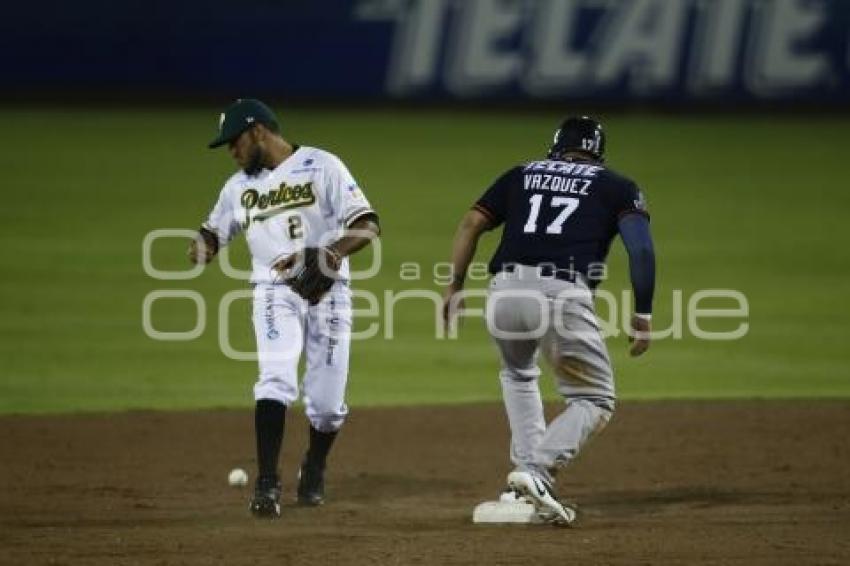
[487,264,615,483]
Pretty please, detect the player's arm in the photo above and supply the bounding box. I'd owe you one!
[617,213,656,356]
[325,214,381,267]
[447,209,491,290]
[318,153,382,269]
[441,167,513,327]
[442,208,493,326]
[188,183,241,266]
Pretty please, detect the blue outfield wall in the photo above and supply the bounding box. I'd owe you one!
[2,0,849,103]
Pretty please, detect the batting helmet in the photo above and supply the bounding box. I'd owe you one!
[548,116,606,161]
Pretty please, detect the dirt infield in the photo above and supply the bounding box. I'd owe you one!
[1,402,848,565]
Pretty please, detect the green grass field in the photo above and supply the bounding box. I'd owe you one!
[1,108,848,413]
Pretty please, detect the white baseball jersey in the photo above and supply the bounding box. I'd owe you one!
[202,145,375,283]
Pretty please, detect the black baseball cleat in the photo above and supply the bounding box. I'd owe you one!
[296,460,326,506]
[249,475,282,518]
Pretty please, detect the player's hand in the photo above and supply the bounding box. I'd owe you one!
[273,247,340,305]
[319,246,343,273]
[271,247,341,280]
[271,252,299,279]
[628,314,651,357]
[442,285,465,331]
[187,230,218,265]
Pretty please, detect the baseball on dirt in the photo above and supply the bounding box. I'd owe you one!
[228,468,248,487]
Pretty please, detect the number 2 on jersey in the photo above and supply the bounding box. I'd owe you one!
[287,214,304,240]
[522,195,580,234]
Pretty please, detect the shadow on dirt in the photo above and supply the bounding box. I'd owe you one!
[335,473,470,501]
[581,487,785,516]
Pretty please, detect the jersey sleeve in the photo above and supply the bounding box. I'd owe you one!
[473,167,521,227]
[326,155,377,227]
[201,184,243,246]
[618,213,656,314]
[607,178,650,220]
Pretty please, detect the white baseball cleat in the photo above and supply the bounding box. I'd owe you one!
[507,471,577,527]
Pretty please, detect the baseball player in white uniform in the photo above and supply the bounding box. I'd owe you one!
[188,99,380,518]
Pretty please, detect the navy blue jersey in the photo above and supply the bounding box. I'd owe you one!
[474,158,648,286]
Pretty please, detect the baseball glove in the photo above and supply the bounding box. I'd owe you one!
[274,247,341,305]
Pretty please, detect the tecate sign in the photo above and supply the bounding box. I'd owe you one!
[357,0,848,100]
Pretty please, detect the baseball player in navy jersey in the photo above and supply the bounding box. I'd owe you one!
[443,117,655,526]
[188,99,380,518]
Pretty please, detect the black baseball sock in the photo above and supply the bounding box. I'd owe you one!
[304,426,338,470]
[255,399,287,480]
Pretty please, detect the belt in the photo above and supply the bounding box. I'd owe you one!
[502,263,584,284]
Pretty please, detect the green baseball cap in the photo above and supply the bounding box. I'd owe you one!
[208,98,279,149]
